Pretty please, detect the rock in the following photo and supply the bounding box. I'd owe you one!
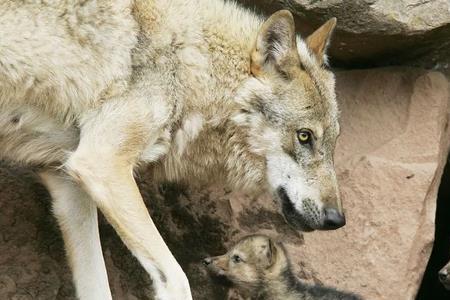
[235,0,450,68]
[0,67,448,299]
[300,68,450,299]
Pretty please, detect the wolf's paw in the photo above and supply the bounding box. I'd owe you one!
[153,269,192,300]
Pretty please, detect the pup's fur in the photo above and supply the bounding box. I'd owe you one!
[204,235,363,300]
[439,260,450,289]
[0,0,343,299]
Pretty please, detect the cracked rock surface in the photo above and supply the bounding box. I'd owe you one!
[236,0,450,68]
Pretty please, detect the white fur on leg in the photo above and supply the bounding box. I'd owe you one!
[140,255,192,300]
[65,153,192,300]
[39,171,112,300]
[63,94,193,300]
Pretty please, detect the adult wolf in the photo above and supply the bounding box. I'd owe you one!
[0,0,343,299]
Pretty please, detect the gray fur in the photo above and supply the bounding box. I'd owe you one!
[205,235,364,300]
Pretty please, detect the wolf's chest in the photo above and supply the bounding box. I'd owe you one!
[147,119,227,184]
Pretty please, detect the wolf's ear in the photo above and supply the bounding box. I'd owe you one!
[251,10,298,77]
[306,18,337,65]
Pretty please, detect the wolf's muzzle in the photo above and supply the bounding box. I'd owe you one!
[277,187,314,231]
[322,207,346,230]
[277,187,346,231]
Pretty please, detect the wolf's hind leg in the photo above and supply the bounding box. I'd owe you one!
[65,96,192,300]
[39,170,112,300]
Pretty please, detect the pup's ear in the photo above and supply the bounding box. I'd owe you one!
[306,18,337,65]
[251,10,298,77]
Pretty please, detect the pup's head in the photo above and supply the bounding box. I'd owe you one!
[234,10,343,231]
[203,235,286,291]
[439,261,450,289]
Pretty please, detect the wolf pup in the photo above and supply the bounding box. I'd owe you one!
[0,0,343,298]
[204,235,363,300]
[439,260,450,289]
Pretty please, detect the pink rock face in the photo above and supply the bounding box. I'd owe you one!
[0,68,449,300]
[296,68,450,300]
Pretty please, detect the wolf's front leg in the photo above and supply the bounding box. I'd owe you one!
[39,170,112,300]
[65,96,192,300]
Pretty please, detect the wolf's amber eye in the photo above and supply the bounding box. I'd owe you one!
[231,255,242,263]
[297,129,312,145]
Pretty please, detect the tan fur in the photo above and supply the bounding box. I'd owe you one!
[205,235,291,298]
[306,18,337,65]
[0,1,342,299]
[204,235,362,300]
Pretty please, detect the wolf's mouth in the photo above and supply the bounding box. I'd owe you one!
[276,187,314,232]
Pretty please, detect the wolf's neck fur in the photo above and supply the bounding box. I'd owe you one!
[136,0,270,192]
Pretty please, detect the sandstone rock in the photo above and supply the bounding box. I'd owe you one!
[0,67,448,299]
[300,68,450,300]
[254,0,450,35]
[235,0,450,67]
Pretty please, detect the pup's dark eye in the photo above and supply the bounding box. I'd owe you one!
[231,255,242,263]
[297,129,313,145]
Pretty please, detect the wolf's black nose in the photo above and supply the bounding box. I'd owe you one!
[439,269,448,282]
[323,208,346,230]
[202,258,212,266]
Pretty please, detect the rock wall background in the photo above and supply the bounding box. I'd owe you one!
[235,0,450,68]
[1,1,450,300]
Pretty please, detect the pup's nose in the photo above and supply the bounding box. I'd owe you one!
[323,208,346,230]
[202,258,212,266]
[439,269,449,283]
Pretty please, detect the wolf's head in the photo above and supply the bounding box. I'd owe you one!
[233,11,342,231]
[439,261,450,290]
[203,235,286,291]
